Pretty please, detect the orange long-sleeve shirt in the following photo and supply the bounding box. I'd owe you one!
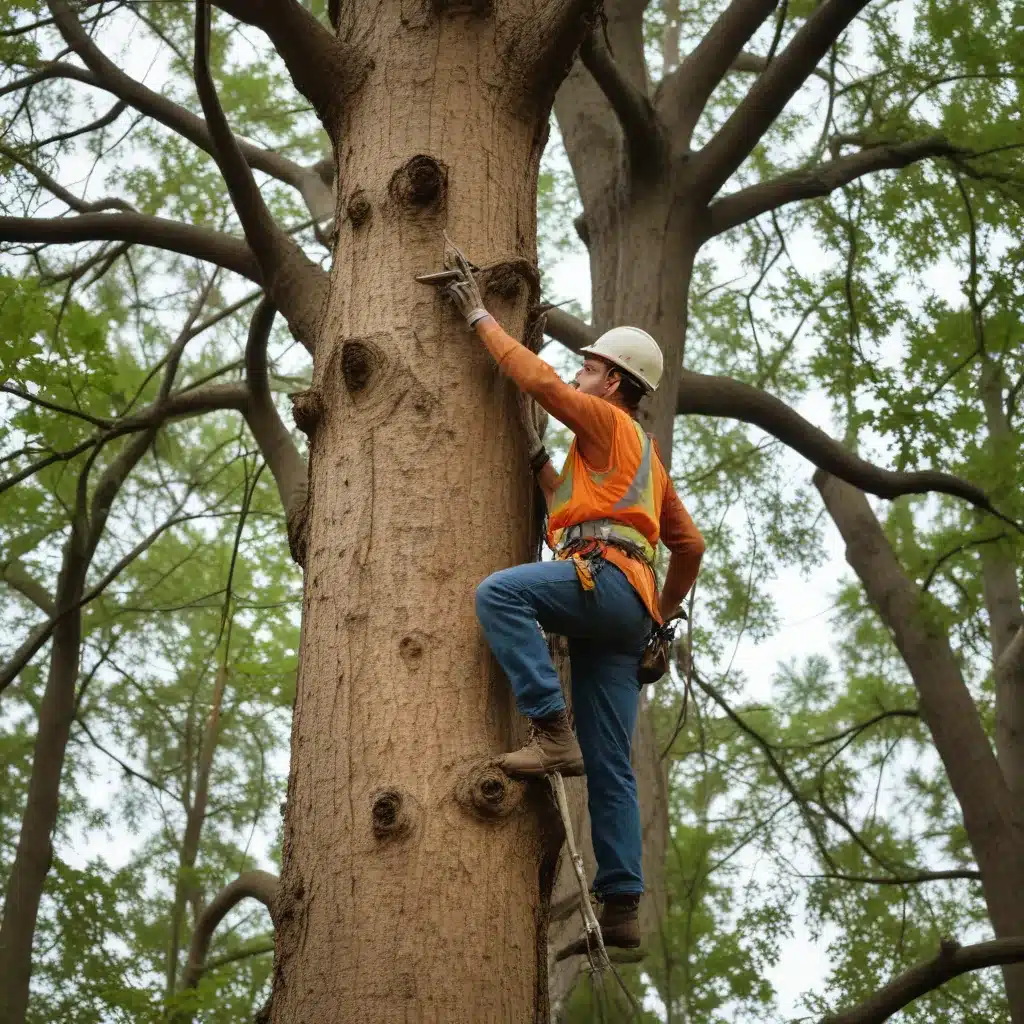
[476,316,704,622]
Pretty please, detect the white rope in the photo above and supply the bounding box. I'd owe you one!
[548,771,610,973]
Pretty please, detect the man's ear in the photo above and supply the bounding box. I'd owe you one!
[605,371,622,398]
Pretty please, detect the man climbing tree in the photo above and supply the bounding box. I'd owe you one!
[437,244,704,957]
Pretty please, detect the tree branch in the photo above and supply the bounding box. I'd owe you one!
[823,937,1024,1024]
[1,559,55,617]
[0,383,249,498]
[814,471,1017,889]
[179,872,278,992]
[211,0,349,135]
[0,61,96,100]
[677,372,1006,510]
[728,49,831,82]
[242,299,309,565]
[0,145,135,214]
[30,98,128,153]
[193,0,328,353]
[542,307,1004,512]
[41,1,334,222]
[658,0,779,146]
[781,709,920,749]
[812,868,982,885]
[692,0,874,196]
[579,24,664,172]
[0,213,260,281]
[196,940,274,975]
[706,136,959,236]
[1,382,113,428]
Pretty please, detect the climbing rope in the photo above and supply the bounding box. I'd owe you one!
[548,772,645,1019]
[549,771,609,973]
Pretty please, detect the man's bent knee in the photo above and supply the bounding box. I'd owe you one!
[475,570,512,621]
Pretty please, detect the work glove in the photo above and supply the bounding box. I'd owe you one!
[518,392,550,473]
[443,236,489,326]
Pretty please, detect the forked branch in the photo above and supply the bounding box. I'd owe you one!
[707,136,960,236]
[692,0,875,196]
[579,24,664,171]
[659,0,780,145]
[193,0,328,352]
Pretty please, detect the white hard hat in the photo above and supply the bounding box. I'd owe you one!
[580,326,664,393]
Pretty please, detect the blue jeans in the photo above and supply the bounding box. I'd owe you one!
[475,557,651,896]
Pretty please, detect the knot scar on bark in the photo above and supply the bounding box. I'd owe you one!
[346,189,371,228]
[342,339,380,394]
[481,258,541,306]
[456,763,525,821]
[371,789,415,840]
[389,155,447,211]
[290,388,323,437]
[399,633,426,670]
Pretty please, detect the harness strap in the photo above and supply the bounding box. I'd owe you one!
[556,518,656,570]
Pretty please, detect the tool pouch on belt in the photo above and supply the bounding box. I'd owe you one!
[556,538,604,590]
[638,615,684,686]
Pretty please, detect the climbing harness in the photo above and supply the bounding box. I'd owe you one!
[554,518,655,594]
[555,518,656,570]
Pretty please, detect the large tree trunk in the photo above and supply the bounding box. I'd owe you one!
[978,358,1024,797]
[269,8,588,1021]
[816,472,1024,1021]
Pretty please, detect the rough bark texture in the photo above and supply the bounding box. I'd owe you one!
[816,471,1024,1020]
[268,6,592,1021]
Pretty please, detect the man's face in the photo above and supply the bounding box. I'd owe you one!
[573,357,619,398]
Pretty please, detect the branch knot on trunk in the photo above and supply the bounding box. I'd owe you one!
[456,763,525,821]
[371,789,418,841]
[290,388,323,437]
[389,155,448,212]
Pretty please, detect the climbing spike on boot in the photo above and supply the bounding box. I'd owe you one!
[498,709,585,779]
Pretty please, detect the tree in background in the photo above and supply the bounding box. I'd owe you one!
[1,0,1022,1021]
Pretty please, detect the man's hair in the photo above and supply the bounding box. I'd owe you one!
[610,369,647,411]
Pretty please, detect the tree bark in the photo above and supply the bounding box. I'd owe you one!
[815,470,1024,1020]
[978,358,1024,798]
[268,5,592,1021]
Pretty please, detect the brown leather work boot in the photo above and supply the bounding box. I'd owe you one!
[498,709,585,778]
[554,894,642,962]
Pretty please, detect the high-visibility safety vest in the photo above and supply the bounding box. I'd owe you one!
[547,410,667,591]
